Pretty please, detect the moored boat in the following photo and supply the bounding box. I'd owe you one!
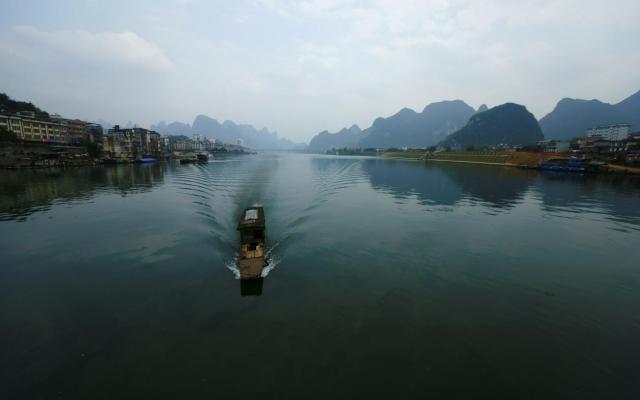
[197,153,209,163]
[538,157,596,173]
[179,157,197,164]
[136,156,158,163]
[237,207,266,279]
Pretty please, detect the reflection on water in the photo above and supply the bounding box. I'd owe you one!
[240,278,264,296]
[0,163,166,221]
[362,158,536,208]
[2,154,640,399]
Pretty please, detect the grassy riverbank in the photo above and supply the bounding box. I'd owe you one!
[383,150,640,175]
[384,150,567,165]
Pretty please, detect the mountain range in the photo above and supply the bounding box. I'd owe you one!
[308,89,640,151]
[309,100,476,151]
[539,90,640,140]
[150,115,303,149]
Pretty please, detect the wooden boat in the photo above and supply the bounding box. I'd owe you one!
[237,207,266,279]
[179,157,197,164]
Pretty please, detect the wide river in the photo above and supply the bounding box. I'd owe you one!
[2,153,640,399]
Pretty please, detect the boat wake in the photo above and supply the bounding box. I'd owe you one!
[225,243,281,279]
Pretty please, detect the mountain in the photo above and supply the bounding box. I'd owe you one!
[308,100,475,151]
[151,115,302,149]
[615,90,640,129]
[308,125,363,152]
[539,90,640,140]
[151,121,191,135]
[0,92,49,118]
[477,104,489,113]
[539,99,627,140]
[358,100,476,149]
[440,103,543,149]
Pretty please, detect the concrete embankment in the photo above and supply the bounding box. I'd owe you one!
[0,142,97,169]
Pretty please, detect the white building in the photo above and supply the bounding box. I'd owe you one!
[0,112,68,143]
[236,138,245,147]
[586,124,632,141]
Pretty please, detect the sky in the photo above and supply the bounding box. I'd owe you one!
[1,0,639,143]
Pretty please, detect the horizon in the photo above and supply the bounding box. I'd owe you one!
[1,0,639,143]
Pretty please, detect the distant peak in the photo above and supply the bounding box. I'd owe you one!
[421,100,473,113]
[396,107,417,116]
[477,104,488,113]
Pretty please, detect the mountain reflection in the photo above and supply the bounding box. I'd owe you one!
[0,164,166,221]
[362,159,535,209]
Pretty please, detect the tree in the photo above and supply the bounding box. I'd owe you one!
[0,125,18,142]
[86,142,100,158]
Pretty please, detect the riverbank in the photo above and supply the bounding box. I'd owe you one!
[383,150,640,175]
[0,142,100,169]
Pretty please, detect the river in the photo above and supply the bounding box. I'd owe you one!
[2,153,640,399]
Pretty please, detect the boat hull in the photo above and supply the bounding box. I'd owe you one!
[237,207,267,279]
[238,256,266,279]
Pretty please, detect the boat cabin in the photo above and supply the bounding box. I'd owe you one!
[237,207,266,279]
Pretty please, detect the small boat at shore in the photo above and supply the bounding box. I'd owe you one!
[136,156,158,163]
[179,157,197,164]
[197,153,209,163]
[237,207,266,279]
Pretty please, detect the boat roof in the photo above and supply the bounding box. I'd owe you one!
[237,207,265,230]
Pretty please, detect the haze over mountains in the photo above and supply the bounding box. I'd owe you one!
[150,115,302,149]
[309,100,476,151]
[308,89,640,151]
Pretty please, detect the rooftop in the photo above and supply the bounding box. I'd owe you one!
[237,207,265,230]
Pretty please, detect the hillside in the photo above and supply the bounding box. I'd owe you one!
[539,89,640,140]
[440,103,543,149]
[615,90,640,129]
[308,125,363,152]
[359,100,475,149]
[539,98,627,140]
[0,93,49,118]
[308,100,476,151]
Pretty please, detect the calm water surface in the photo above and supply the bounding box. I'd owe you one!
[1,153,640,399]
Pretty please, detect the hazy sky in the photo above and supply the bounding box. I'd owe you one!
[1,0,639,142]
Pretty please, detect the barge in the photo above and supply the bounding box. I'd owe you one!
[237,207,266,279]
[538,157,597,173]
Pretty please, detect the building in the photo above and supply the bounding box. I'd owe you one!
[85,123,104,144]
[66,119,87,145]
[103,126,162,159]
[542,140,570,153]
[586,124,632,141]
[0,112,68,143]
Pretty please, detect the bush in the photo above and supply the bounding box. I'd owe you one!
[0,126,18,142]
[86,142,100,158]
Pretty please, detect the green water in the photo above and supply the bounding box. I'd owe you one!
[1,153,640,399]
